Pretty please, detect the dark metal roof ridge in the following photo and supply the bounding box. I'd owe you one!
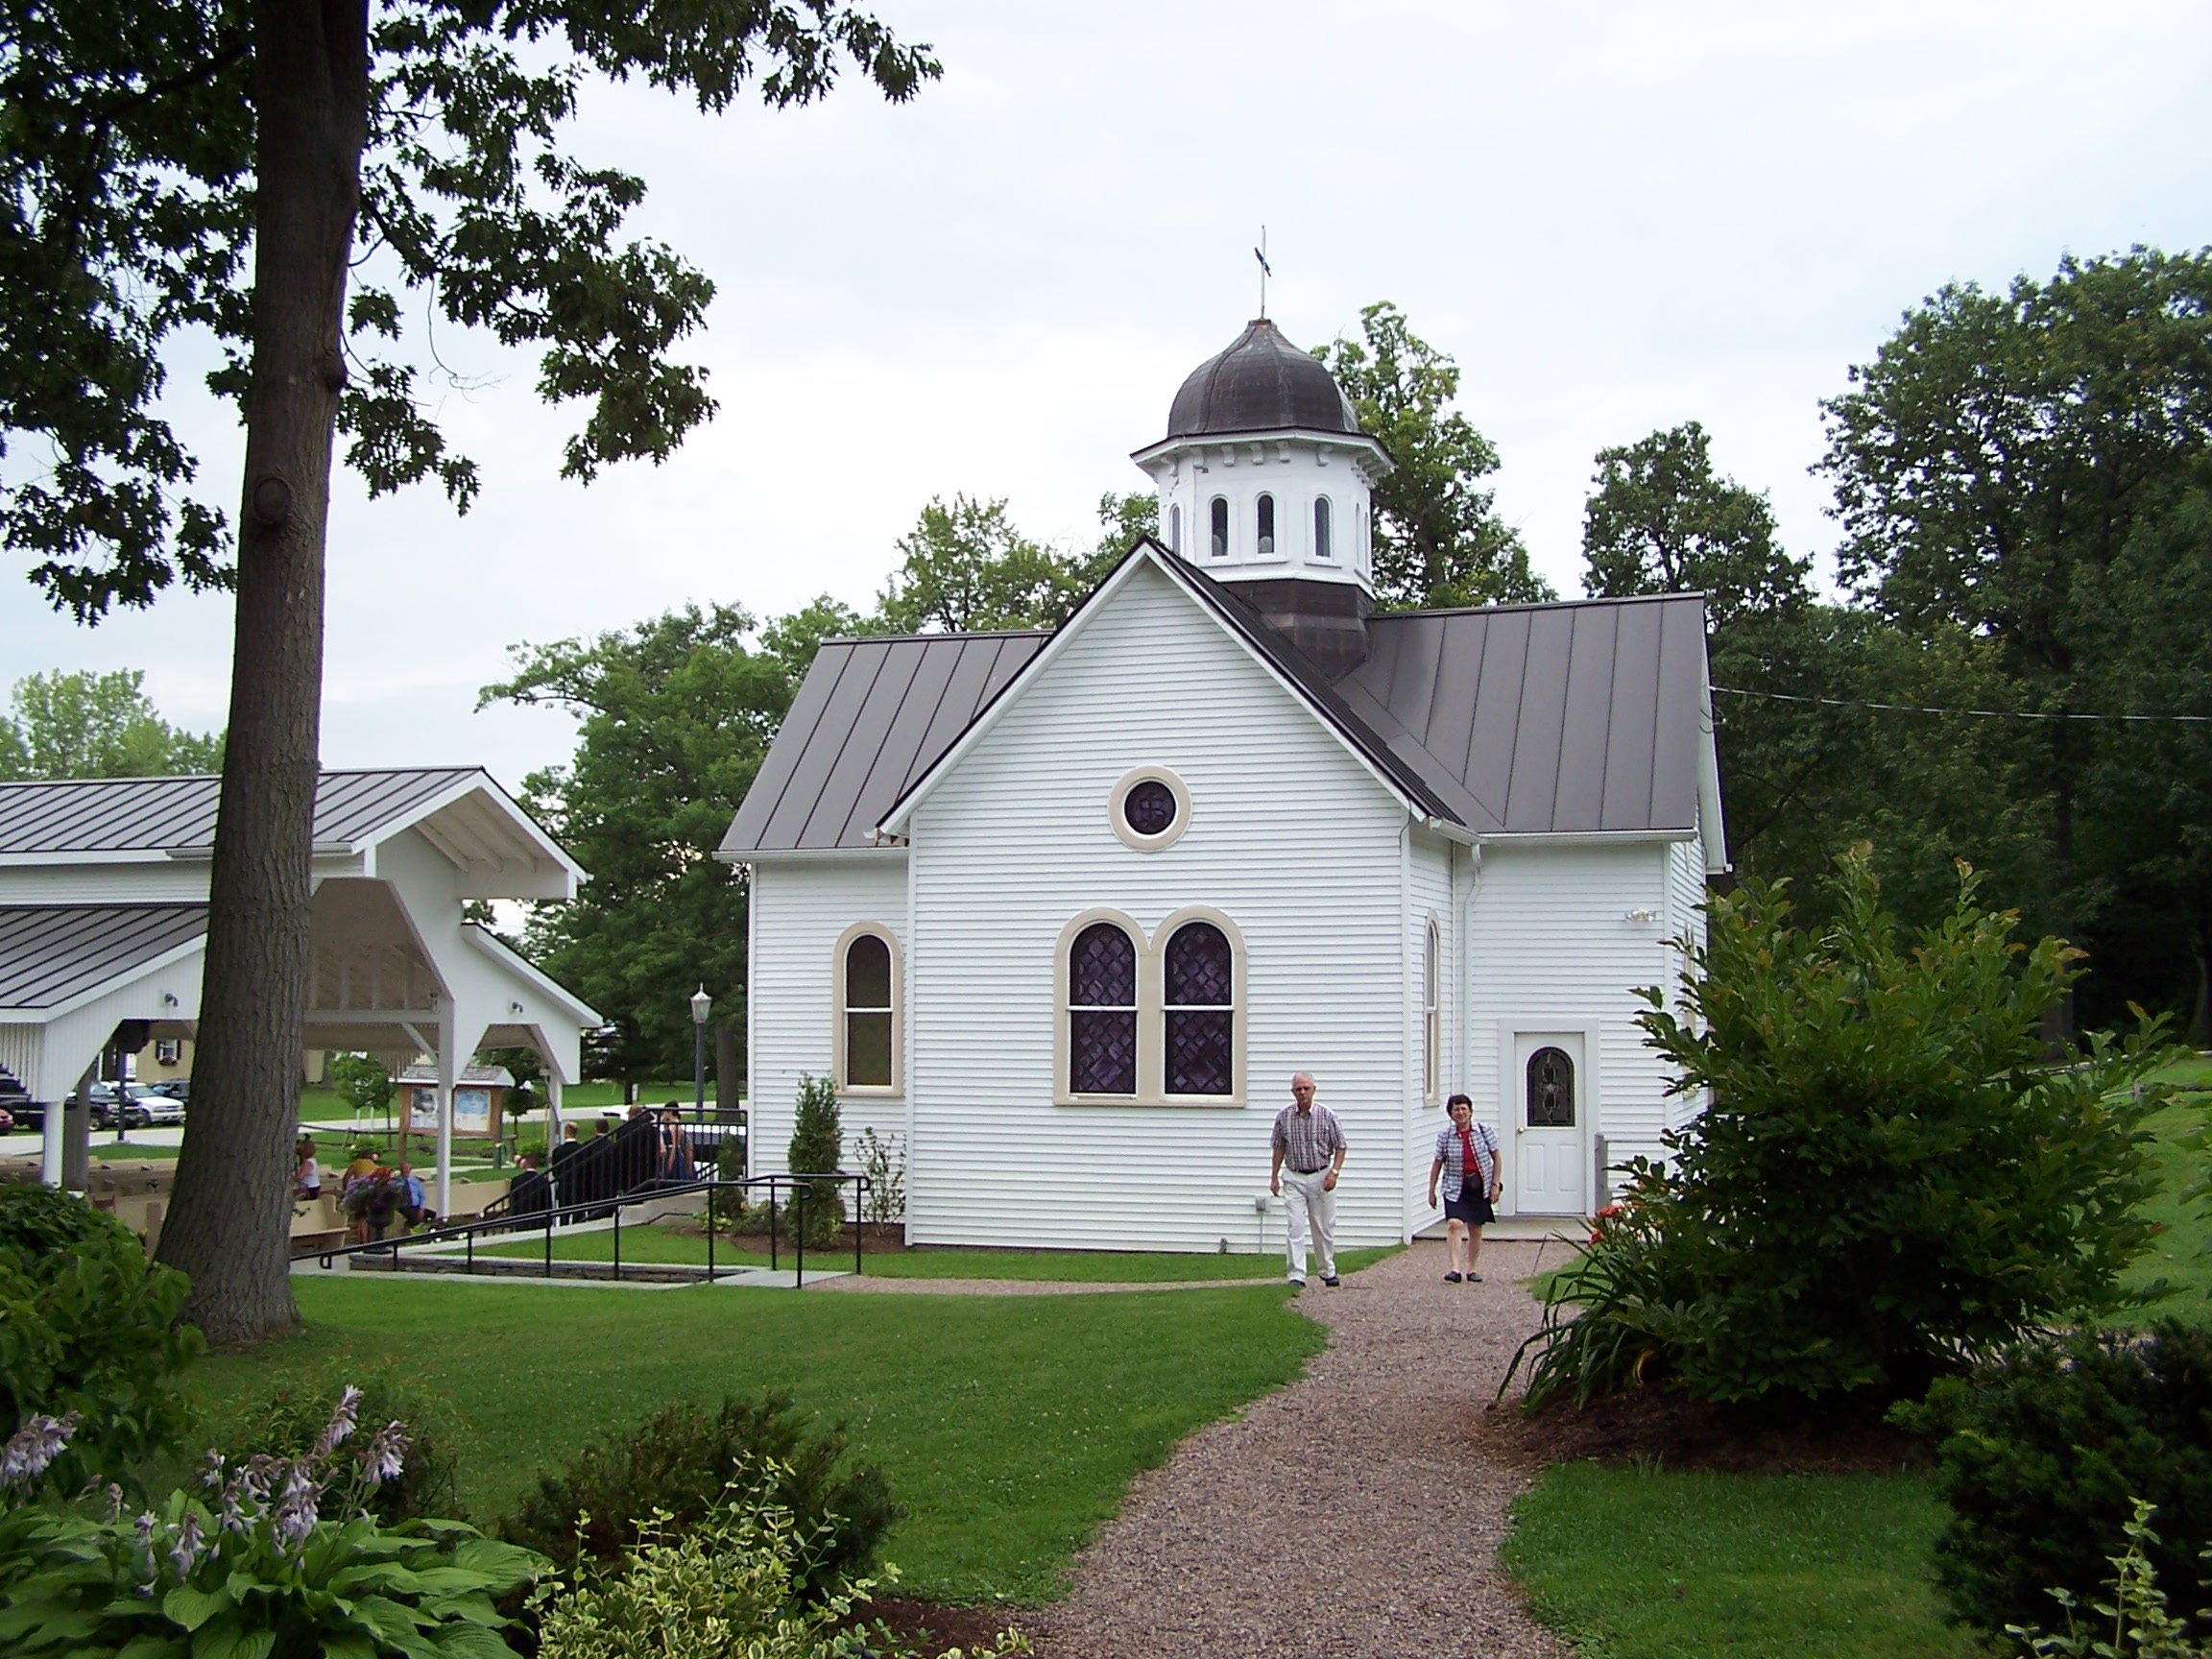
[1375,590,1709,621]
[812,627,1054,646]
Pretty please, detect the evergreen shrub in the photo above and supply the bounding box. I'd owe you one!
[498,1392,897,1600]
[0,1185,202,1492]
[1898,1322,2212,1641]
[1509,850,2175,1409]
[787,1072,844,1250]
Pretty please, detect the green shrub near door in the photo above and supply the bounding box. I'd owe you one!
[787,1073,844,1250]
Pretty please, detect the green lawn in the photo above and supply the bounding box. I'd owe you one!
[2121,1057,2212,1316]
[193,1276,1320,1602]
[470,1223,1396,1282]
[1504,1462,1977,1659]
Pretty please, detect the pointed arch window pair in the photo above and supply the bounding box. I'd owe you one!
[1058,908,1244,1104]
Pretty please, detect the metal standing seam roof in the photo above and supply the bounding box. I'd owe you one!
[0,767,486,855]
[0,903,207,1009]
[720,632,1049,854]
[720,543,1713,854]
[1338,592,1711,834]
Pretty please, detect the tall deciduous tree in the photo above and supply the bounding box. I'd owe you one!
[0,669,224,779]
[480,604,795,1101]
[1314,302,1551,611]
[1818,249,2212,1011]
[1582,421,1809,627]
[0,0,937,1340]
[877,494,1086,634]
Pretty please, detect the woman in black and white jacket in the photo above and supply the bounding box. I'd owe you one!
[1427,1093,1502,1283]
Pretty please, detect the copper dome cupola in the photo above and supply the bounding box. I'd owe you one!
[1133,318,1393,678]
[1164,319,1362,441]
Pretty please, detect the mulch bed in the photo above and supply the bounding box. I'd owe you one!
[853,1596,1031,1657]
[1479,1382,1931,1476]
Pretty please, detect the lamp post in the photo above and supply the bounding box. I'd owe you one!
[690,987,711,1142]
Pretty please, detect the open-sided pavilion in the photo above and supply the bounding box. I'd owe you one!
[0,768,599,1215]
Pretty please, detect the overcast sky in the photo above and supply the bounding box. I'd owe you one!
[12,1,2211,791]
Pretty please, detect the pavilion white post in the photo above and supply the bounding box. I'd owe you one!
[435,1015,456,1220]
[38,1064,84,1187]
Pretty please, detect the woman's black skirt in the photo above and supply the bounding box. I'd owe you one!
[1443,1188,1495,1225]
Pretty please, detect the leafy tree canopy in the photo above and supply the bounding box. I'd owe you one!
[1582,421,1810,627]
[480,603,796,1084]
[874,490,1153,634]
[0,0,940,619]
[1314,301,1551,611]
[0,669,223,780]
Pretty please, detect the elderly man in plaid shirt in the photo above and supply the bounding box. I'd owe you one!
[1269,1071,1347,1288]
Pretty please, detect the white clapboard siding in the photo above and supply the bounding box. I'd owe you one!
[1407,829,1455,1230]
[1467,838,1692,1208]
[1664,836,1713,1135]
[903,560,1414,1253]
[0,864,213,905]
[747,855,909,1176]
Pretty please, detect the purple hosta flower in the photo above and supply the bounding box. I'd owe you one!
[168,1510,206,1580]
[356,1421,408,1488]
[271,1460,319,1554]
[317,1385,364,1455]
[132,1511,162,1592]
[197,1448,227,1491]
[103,1483,125,1523]
[0,1410,82,1490]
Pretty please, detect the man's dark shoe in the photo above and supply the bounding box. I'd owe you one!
[1443,1271,1463,1283]
[1322,1276,1341,1287]
[1468,1272,1483,1283]
[1288,1278,1306,1289]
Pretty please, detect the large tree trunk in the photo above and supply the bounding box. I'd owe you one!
[156,0,370,1346]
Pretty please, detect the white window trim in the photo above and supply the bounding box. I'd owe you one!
[832,922,902,1097]
[1054,908,1150,1106]
[1108,766,1191,853]
[1052,905,1246,1107]
[1154,904,1247,1107]
[1422,913,1441,1107]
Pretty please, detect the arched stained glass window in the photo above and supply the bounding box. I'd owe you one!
[1527,1046,1575,1127]
[1210,496,1229,558]
[1256,493,1276,556]
[838,929,896,1092]
[1168,502,1182,554]
[1313,496,1333,559]
[1164,922,1234,1096]
[1069,923,1138,1094]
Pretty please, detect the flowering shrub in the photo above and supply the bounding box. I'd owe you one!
[0,1387,546,1658]
[0,1185,201,1493]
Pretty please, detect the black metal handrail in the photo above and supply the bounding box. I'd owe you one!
[309,1172,869,1288]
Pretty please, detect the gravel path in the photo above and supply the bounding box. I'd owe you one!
[1029,1238,1571,1659]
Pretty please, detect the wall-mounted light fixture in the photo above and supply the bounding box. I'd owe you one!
[1623,905,1660,925]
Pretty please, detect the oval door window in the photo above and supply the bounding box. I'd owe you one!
[1526,1046,1575,1127]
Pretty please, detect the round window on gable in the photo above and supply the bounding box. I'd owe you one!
[1109,767,1191,851]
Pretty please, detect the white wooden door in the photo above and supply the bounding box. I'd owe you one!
[1513,1031,1586,1215]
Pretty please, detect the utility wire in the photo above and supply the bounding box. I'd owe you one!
[1711,685,2212,724]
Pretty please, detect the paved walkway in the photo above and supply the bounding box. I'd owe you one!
[1030,1239,1570,1659]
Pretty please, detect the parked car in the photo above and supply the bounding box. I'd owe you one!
[126,1088,185,1128]
[147,1078,190,1104]
[0,1105,12,1134]
[81,1082,181,1130]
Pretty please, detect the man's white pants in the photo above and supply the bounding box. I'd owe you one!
[1281,1167,1336,1282]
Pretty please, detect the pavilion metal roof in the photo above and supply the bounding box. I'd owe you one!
[0,903,207,1010]
[0,768,483,856]
[721,543,1714,855]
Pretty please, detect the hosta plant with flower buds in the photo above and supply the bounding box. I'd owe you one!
[0,1386,547,1658]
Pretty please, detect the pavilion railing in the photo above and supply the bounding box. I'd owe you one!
[307,1172,869,1288]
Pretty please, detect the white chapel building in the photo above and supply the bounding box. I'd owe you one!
[722,319,1725,1252]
